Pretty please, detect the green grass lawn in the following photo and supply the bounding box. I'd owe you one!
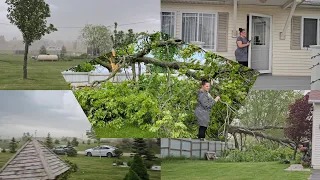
[0,153,161,180]
[94,125,159,138]
[0,54,87,90]
[162,160,311,180]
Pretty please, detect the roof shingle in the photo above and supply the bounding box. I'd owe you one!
[0,140,70,180]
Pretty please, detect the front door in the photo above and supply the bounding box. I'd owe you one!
[248,13,272,74]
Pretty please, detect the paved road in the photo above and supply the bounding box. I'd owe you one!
[79,151,161,158]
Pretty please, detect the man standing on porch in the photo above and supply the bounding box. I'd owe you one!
[235,28,250,67]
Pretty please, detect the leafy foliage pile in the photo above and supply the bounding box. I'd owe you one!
[220,145,297,162]
[74,25,259,138]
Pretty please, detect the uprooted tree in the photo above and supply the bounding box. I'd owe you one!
[74,22,260,138]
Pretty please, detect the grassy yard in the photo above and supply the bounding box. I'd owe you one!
[162,160,311,180]
[94,125,159,138]
[0,153,161,180]
[0,54,87,90]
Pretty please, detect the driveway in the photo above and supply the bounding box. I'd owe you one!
[78,151,161,158]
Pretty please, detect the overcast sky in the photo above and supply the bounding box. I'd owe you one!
[0,91,91,139]
[0,0,160,41]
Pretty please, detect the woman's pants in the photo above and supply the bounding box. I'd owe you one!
[238,61,248,67]
[198,126,207,138]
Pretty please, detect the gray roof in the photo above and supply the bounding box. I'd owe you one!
[0,140,70,180]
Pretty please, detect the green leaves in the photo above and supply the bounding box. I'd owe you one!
[6,0,57,45]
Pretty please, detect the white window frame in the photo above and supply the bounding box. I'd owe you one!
[160,11,176,38]
[179,10,218,52]
[301,16,320,50]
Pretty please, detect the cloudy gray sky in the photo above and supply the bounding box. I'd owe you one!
[0,91,91,139]
[0,0,160,41]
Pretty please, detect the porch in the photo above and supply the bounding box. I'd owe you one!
[253,74,311,90]
[161,0,320,77]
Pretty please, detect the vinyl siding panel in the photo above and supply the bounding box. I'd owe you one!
[162,3,320,76]
[313,103,320,169]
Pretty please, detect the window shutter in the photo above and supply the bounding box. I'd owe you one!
[291,16,302,50]
[217,12,229,52]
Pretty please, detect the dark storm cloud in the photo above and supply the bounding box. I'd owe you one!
[0,0,160,41]
[0,91,91,138]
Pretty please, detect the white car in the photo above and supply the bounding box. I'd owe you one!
[84,145,117,157]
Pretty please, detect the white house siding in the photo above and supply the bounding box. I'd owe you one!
[162,3,320,76]
[313,103,320,169]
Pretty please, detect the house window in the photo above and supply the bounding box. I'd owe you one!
[181,13,216,49]
[303,18,320,48]
[253,22,266,45]
[161,12,175,38]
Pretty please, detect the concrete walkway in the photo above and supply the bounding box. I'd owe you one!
[253,75,311,90]
[309,170,320,180]
[284,164,310,172]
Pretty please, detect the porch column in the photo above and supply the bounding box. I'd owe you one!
[280,0,300,40]
[232,0,238,38]
[311,45,320,90]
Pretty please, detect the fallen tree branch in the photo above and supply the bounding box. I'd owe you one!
[230,125,285,131]
[229,125,295,148]
[91,60,125,87]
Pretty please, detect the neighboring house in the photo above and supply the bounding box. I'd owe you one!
[161,0,320,78]
[0,140,70,180]
[308,90,320,169]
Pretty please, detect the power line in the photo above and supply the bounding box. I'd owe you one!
[0,19,159,29]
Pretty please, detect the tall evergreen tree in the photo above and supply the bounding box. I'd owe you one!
[9,137,18,153]
[54,139,60,144]
[39,45,47,54]
[44,133,54,149]
[71,137,79,147]
[132,138,148,155]
[60,45,67,57]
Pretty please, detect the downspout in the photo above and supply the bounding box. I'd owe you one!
[280,0,305,40]
[232,0,238,38]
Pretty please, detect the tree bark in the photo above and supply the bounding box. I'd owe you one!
[233,133,239,150]
[240,133,243,151]
[293,144,298,160]
[131,63,136,81]
[229,125,295,149]
[23,42,29,79]
[138,62,141,77]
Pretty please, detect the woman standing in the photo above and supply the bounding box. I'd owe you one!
[235,28,250,67]
[195,79,220,141]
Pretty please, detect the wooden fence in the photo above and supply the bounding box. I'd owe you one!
[161,138,236,159]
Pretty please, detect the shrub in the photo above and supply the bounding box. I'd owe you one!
[218,145,295,162]
[1,148,6,153]
[124,169,142,180]
[57,160,78,180]
[114,148,123,159]
[128,160,132,167]
[144,150,155,161]
[129,154,149,180]
[143,160,154,169]
[113,160,124,166]
[66,147,78,157]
